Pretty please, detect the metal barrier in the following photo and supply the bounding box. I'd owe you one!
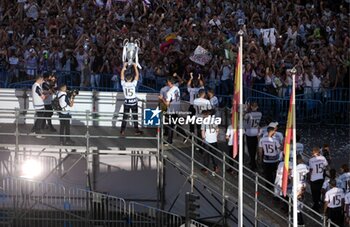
[190,219,208,227]
[128,201,182,227]
[324,100,350,127]
[161,123,340,227]
[67,187,128,227]
[0,177,67,226]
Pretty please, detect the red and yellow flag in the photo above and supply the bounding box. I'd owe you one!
[282,89,294,196]
[232,49,241,158]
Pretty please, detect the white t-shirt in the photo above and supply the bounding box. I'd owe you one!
[295,163,309,192]
[345,192,350,216]
[226,125,234,146]
[121,80,138,106]
[287,143,304,162]
[210,96,219,109]
[312,74,321,92]
[274,161,290,195]
[193,97,211,116]
[244,111,262,136]
[309,155,328,182]
[188,86,202,105]
[166,85,181,113]
[263,131,284,145]
[31,82,44,110]
[160,85,170,100]
[259,136,281,163]
[338,172,350,193]
[324,187,344,208]
[9,56,19,65]
[201,122,218,144]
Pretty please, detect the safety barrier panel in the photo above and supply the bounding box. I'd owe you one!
[190,219,209,227]
[128,201,183,227]
[324,100,350,127]
[161,123,340,227]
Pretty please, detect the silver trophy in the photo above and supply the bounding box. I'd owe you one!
[122,37,142,69]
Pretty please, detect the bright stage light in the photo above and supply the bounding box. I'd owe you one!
[21,159,42,179]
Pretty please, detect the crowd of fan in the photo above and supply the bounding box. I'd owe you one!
[0,0,348,99]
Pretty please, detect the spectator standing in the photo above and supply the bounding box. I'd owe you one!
[31,74,46,138]
[90,49,103,90]
[309,147,329,212]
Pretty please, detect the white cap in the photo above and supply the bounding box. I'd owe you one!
[268,122,279,128]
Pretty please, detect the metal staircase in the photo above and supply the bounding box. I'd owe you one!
[158,123,339,227]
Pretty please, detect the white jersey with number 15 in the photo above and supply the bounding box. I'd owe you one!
[309,155,328,182]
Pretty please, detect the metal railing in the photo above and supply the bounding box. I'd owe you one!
[0,104,343,226]
[161,123,340,227]
[128,201,183,227]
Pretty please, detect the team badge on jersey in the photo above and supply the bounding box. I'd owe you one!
[144,107,161,126]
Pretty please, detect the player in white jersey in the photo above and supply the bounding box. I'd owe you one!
[259,126,282,188]
[295,154,309,196]
[322,169,338,201]
[159,77,185,144]
[345,191,350,225]
[323,180,344,227]
[159,84,170,112]
[262,122,284,145]
[244,102,262,171]
[120,63,143,136]
[201,110,219,173]
[339,164,350,193]
[187,72,204,136]
[193,89,211,150]
[309,147,328,212]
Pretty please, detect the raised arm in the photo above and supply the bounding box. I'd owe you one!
[133,63,139,81]
[121,62,128,81]
[187,72,193,87]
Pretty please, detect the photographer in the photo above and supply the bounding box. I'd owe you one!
[57,84,76,145]
[42,72,56,132]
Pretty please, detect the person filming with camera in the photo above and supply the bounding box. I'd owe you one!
[57,84,77,145]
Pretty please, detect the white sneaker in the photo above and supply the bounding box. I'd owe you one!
[36,135,45,139]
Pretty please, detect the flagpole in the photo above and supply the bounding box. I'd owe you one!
[238,30,244,227]
[291,68,297,227]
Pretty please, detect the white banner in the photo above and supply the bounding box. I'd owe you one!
[189,46,212,66]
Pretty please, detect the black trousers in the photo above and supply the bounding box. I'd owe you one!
[32,108,45,133]
[59,114,71,142]
[166,114,186,144]
[263,162,278,188]
[188,105,196,133]
[310,179,324,211]
[121,104,139,132]
[203,142,218,169]
[44,104,54,127]
[246,135,258,171]
[326,207,343,227]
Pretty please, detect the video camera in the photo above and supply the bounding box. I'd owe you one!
[66,89,79,98]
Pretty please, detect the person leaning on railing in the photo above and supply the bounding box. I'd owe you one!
[57,84,75,145]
